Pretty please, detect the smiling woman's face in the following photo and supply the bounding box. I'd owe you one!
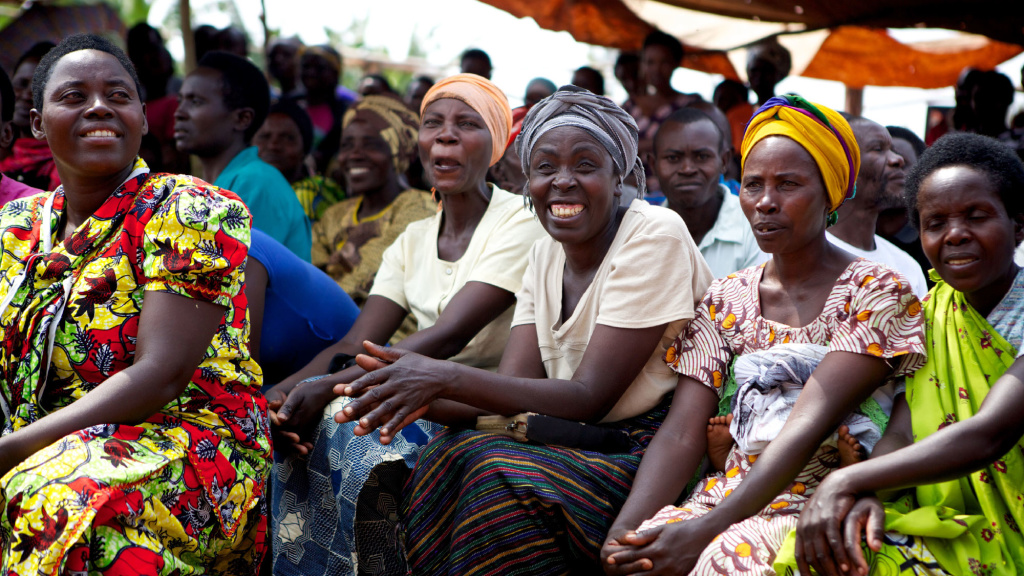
[32,49,147,182]
[917,165,1023,311]
[528,125,620,246]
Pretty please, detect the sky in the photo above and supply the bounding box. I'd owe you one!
[148,0,1024,139]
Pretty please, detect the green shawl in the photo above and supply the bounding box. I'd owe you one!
[883,278,1024,575]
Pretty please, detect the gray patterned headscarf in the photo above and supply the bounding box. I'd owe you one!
[516,85,645,198]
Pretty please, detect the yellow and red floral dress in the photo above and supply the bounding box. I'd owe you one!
[0,159,271,575]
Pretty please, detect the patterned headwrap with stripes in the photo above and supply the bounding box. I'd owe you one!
[516,85,645,198]
[342,95,420,174]
[741,94,859,223]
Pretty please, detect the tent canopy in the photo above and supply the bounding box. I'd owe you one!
[650,0,1024,47]
[479,0,1022,89]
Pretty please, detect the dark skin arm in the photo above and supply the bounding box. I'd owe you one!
[409,323,549,430]
[796,358,1024,576]
[246,258,269,365]
[336,322,669,444]
[793,393,912,576]
[268,282,517,454]
[601,376,719,575]
[604,351,891,575]
[0,291,224,477]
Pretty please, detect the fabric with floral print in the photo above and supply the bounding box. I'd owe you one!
[0,159,270,575]
[666,259,926,393]
[867,276,1023,576]
[640,259,926,575]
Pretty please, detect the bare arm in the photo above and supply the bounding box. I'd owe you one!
[796,359,1024,576]
[0,291,223,476]
[865,392,913,460]
[828,359,1024,494]
[417,323,549,429]
[246,258,269,364]
[604,376,718,543]
[336,321,668,442]
[269,282,517,452]
[604,351,893,573]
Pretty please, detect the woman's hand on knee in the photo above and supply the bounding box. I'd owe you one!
[271,378,338,456]
[796,473,859,576]
[602,526,643,576]
[843,496,885,576]
[608,521,710,575]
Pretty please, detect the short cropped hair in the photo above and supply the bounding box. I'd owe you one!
[643,30,684,64]
[197,50,270,142]
[656,107,725,153]
[573,66,605,95]
[32,34,140,113]
[905,132,1024,232]
[886,126,926,158]
[0,66,14,122]
[15,41,56,75]
[460,48,491,67]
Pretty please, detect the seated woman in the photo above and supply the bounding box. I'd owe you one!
[0,35,268,574]
[268,74,546,575]
[254,99,345,222]
[311,95,436,312]
[598,95,927,576]
[622,30,702,194]
[795,133,1024,576]
[335,86,715,575]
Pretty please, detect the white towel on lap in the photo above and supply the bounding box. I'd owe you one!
[729,343,882,455]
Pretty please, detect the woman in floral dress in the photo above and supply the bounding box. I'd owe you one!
[0,35,269,575]
[601,96,927,575]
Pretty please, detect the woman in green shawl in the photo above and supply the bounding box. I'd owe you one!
[793,132,1024,576]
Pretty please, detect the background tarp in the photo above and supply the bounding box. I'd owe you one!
[0,3,125,74]
[479,0,1023,89]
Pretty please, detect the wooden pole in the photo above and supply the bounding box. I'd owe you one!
[180,0,195,74]
[845,85,864,117]
[260,0,270,51]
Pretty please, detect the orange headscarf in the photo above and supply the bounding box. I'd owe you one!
[420,73,512,166]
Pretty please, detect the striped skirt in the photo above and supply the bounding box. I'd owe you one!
[402,397,671,576]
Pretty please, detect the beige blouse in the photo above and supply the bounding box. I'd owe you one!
[370,187,546,369]
[512,199,714,422]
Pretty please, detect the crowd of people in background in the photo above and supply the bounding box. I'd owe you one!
[0,18,1023,576]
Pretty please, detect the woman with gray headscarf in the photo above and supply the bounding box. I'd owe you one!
[334,86,714,574]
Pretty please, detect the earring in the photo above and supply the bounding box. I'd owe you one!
[826,211,839,227]
[431,187,442,212]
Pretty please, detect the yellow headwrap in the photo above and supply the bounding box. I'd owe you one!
[740,95,860,215]
[342,95,420,174]
[420,73,512,166]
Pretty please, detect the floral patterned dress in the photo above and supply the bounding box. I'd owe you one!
[638,259,926,575]
[0,159,271,575]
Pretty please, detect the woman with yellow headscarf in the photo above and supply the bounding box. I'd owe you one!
[310,94,437,308]
[601,95,927,576]
[268,75,546,576]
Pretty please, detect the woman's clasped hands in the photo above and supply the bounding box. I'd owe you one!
[334,341,437,444]
[602,518,717,576]
[795,472,888,576]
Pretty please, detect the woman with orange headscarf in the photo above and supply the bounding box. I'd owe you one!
[600,95,927,576]
[268,74,545,576]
